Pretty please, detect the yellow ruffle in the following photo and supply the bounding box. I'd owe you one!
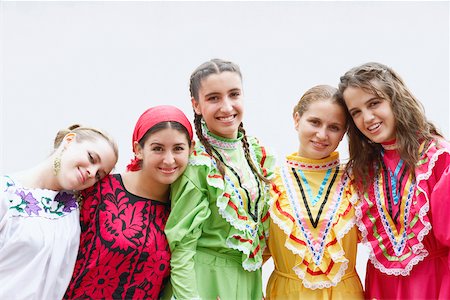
[269,155,357,289]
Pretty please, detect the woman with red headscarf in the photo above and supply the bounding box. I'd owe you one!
[64,105,193,300]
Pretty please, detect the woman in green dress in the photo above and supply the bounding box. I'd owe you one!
[165,58,275,300]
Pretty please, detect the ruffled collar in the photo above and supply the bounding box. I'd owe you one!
[269,152,357,288]
[201,121,243,150]
[285,152,340,171]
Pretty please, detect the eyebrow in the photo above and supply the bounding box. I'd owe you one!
[348,96,379,113]
[204,92,220,98]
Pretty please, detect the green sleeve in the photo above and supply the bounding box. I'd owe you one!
[165,170,211,300]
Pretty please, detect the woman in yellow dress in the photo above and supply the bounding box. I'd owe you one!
[265,85,364,299]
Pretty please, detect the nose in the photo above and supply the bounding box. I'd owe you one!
[221,98,233,112]
[316,126,327,140]
[163,151,175,164]
[363,110,375,124]
[86,165,98,178]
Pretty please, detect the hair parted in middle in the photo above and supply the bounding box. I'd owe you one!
[189,58,269,184]
[293,84,346,124]
[337,61,442,185]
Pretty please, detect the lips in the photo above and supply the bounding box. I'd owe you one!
[159,167,178,175]
[367,122,381,132]
[311,141,329,149]
[217,115,236,122]
[78,168,86,184]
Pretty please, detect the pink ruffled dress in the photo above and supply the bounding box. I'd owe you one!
[356,139,450,299]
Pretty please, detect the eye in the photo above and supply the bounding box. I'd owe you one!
[88,152,95,163]
[207,95,219,102]
[174,146,185,152]
[368,100,381,108]
[350,110,361,118]
[152,146,164,152]
[230,91,241,98]
[329,125,341,132]
[309,119,320,126]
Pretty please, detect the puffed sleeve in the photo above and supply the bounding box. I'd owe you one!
[430,155,450,268]
[165,167,211,300]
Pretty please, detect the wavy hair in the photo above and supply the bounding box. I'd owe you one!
[337,62,441,186]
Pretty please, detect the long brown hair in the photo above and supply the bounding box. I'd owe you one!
[337,62,441,186]
[190,58,269,183]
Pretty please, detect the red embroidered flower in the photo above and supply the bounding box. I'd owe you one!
[82,266,120,299]
[102,195,146,250]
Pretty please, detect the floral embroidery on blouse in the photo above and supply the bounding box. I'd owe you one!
[2,176,78,218]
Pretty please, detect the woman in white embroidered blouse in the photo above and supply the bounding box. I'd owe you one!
[0,124,117,300]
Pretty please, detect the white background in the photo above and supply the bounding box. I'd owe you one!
[1,0,449,291]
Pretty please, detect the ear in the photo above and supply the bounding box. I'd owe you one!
[189,140,195,155]
[191,97,201,115]
[62,133,76,148]
[293,112,300,130]
[133,141,144,159]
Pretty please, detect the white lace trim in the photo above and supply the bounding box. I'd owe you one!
[269,172,355,287]
[354,141,450,275]
[293,258,349,290]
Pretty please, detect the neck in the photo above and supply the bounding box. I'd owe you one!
[121,171,170,202]
[13,159,61,191]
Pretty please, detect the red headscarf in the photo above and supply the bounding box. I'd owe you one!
[126,105,193,171]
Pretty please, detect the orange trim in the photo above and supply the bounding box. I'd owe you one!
[261,211,270,222]
[305,260,335,276]
[276,199,295,223]
[207,174,223,179]
[260,147,267,176]
[289,234,306,246]
[227,200,248,220]
[233,235,253,244]
[249,245,260,258]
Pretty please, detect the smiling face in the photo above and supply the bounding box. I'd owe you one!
[343,85,396,144]
[57,136,117,191]
[134,127,191,185]
[295,100,347,159]
[192,71,243,139]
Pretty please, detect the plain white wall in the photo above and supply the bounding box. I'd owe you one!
[1,0,449,292]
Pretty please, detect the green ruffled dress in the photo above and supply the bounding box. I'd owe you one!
[165,125,275,300]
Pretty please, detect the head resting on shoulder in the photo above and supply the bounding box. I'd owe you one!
[52,124,118,191]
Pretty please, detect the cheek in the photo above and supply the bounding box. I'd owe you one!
[178,153,190,168]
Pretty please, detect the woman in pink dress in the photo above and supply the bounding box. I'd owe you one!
[64,105,193,299]
[338,62,449,299]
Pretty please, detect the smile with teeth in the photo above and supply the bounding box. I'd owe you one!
[217,115,236,122]
[367,122,381,132]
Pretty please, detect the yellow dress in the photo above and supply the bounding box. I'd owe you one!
[265,152,364,300]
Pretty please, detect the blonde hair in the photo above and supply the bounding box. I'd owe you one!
[293,85,346,125]
[54,124,119,159]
